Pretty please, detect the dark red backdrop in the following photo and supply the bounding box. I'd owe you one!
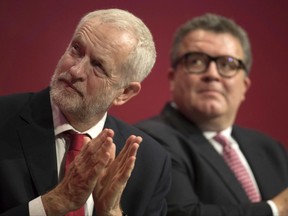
[1,0,287,146]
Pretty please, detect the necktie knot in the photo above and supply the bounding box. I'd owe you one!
[64,131,90,171]
[69,133,86,151]
[213,133,230,149]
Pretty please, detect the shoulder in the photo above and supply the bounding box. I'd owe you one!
[136,115,167,129]
[233,125,281,143]
[0,92,33,123]
[0,88,51,128]
[135,115,174,136]
[106,115,170,159]
[135,116,186,150]
[233,125,287,153]
[0,92,33,108]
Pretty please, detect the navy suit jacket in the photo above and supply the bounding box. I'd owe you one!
[135,103,288,216]
[0,88,171,216]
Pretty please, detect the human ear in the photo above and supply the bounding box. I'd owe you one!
[168,67,176,92]
[241,76,251,101]
[112,82,141,106]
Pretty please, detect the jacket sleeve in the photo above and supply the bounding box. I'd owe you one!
[0,204,29,216]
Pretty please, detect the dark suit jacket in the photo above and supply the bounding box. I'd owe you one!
[135,103,288,216]
[0,88,171,216]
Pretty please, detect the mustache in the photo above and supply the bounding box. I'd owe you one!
[54,72,85,96]
[57,71,74,82]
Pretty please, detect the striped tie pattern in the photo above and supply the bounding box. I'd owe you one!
[214,133,261,202]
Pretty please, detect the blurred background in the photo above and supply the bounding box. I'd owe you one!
[1,0,287,146]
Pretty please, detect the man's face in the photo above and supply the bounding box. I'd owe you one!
[50,19,135,120]
[170,30,251,125]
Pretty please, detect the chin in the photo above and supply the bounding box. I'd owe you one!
[198,103,224,116]
[52,87,81,108]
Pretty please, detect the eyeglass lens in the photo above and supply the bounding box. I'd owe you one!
[183,52,245,77]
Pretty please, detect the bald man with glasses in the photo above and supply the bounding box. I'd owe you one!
[135,13,288,216]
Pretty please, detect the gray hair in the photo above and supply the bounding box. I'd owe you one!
[171,13,252,74]
[77,9,156,85]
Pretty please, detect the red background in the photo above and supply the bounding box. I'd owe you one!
[1,0,287,147]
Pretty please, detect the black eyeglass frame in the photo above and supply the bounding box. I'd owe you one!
[172,52,247,78]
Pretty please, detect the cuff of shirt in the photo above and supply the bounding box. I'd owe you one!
[29,196,47,216]
[267,200,279,216]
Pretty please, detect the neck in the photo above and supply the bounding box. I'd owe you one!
[64,112,105,132]
[189,114,234,132]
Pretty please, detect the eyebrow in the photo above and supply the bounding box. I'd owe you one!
[71,34,114,76]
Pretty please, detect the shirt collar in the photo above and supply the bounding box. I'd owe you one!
[51,97,107,139]
[203,127,232,140]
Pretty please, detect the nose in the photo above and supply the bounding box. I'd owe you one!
[201,61,221,81]
[69,58,87,79]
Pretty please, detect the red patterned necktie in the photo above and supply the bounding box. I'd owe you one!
[214,133,261,202]
[65,133,89,216]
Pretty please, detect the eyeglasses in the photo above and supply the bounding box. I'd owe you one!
[172,52,247,78]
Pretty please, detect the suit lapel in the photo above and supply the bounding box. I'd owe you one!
[18,88,58,195]
[190,133,249,202]
[162,103,249,202]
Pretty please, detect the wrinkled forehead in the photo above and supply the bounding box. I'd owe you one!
[75,18,136,45]
[75,18,105,35]
[76,15,134,34]
[72,19,137,73]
